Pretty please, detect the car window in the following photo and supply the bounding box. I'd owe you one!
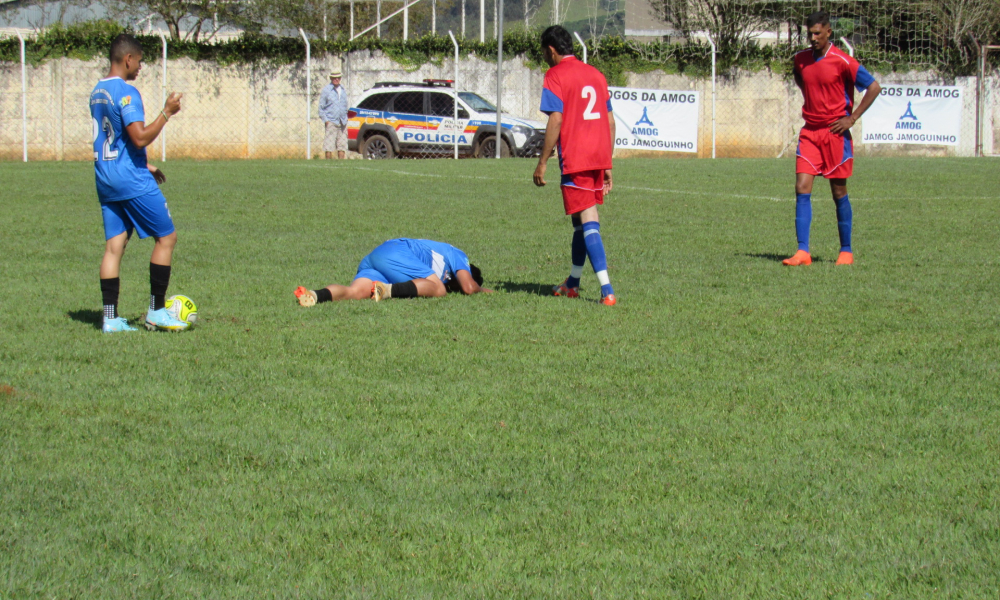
[458,92,496,113]
[392,92,425,115]
[429,93,454,116]
[358,93,393,111]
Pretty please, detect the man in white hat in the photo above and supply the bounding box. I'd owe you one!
[319,67,349,159]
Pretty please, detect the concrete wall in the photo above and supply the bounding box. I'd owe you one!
[0,50,995,161]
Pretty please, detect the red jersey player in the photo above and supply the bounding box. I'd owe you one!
[784,11,881,266]
[533,25,617,305]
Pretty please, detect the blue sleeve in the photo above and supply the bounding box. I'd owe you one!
[448,247,471,276]
[606,98,613,112]
[854,64,875,91]
[540,87,564,114]
[119,86,145,126]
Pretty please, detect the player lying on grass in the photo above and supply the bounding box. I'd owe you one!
[783,10,882,267]
[294,238,489,305]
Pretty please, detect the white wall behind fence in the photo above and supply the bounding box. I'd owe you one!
[0,51,994,161]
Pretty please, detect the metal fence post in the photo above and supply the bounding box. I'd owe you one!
[449,31,459,159]
[16,29,27,162]
[495,0,503,158]
[707,34,716,159]
[159,31,168,161]
[299,28,311,159]
[573,31,586,63]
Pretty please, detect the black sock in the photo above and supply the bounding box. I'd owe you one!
[101,277,120,319]
[390,280,418,299]
[315,288,333,303]
[150,263,171,311]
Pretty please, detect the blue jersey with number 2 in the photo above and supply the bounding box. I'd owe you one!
[90,77,158,202]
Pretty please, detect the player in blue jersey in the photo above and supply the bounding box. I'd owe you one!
[294,238,489,305]
[91,34,187,332]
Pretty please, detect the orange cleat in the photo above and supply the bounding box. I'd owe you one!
[835,251,854,265]
[782,250,812,266]
[294,286,317,307]
[601,294,617,306]
[553,279,580,298]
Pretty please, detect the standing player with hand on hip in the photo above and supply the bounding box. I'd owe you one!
[784,10,881,267]
[90,33,188,332]
[533,25,617,306]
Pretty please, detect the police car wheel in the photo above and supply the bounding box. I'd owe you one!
[363,134,395,160]
[474,136,510,159]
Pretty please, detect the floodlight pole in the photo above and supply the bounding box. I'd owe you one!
[350,0,355,38]
[495,0,503,158]
[404,0,409,40]
[461,0,466,38]
[159,31,168,161]
[299,28,311,159]
[450,31,460,159]
[707,33,716,159]
[16,28,27,162]
[573,31,586,63]
[480,0,484,42]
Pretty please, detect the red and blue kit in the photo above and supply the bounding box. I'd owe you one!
[794,45,875,179]
[540,56,613,214]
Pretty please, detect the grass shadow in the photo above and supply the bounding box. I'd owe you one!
[494,281,554,296]
[742,253,830,263]
[67,309,103,330]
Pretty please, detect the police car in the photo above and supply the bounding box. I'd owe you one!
[347,80,546,159]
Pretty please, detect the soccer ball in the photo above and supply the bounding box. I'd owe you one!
[165,295,198,327]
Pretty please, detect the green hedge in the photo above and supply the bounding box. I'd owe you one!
[0,20,989,83]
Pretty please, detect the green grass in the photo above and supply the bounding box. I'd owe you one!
[1,157,998,598]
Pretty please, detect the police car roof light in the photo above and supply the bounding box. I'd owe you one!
[423,79,454,87]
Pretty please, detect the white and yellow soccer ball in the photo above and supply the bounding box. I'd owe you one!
[165,295,198,328]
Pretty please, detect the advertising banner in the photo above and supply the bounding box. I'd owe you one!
[609,87,700,152]
[861,85,962,145]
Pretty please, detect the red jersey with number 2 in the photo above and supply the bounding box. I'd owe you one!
[540,56,613,175]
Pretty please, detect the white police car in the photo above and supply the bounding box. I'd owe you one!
[347,80,546,159]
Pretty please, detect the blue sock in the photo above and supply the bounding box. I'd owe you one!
[795,193,812,252]
[582,221,613,297]
[566,221,586,289]
[834,194,852,252]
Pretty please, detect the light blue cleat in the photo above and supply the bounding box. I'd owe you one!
[103,316,138,333]
[144,307,190,332]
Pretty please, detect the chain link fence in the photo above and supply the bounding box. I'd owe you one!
[2,0,999,162]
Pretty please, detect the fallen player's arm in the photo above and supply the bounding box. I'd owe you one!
[455,269,491,294]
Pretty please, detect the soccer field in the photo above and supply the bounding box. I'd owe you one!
[1,157,998,597]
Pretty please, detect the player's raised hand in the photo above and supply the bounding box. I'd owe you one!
[533,162,547,187]
[148,164,166,184]
[164,92,183,118]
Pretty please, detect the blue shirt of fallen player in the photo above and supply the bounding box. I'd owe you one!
[355,238,472,285]
[90,77,159,202]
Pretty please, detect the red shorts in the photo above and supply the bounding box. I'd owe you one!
[796,126,853,179]
[560,170,605,215]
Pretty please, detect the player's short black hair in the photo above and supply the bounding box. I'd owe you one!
[445,264,483,293]
[540,26,575,56]
[110,33,144,64]
[806,11,830,28]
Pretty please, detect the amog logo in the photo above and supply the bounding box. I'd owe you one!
[895,101,921,130]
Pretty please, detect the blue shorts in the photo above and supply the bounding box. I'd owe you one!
[101,189,175,240]
[354,239,434,284]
